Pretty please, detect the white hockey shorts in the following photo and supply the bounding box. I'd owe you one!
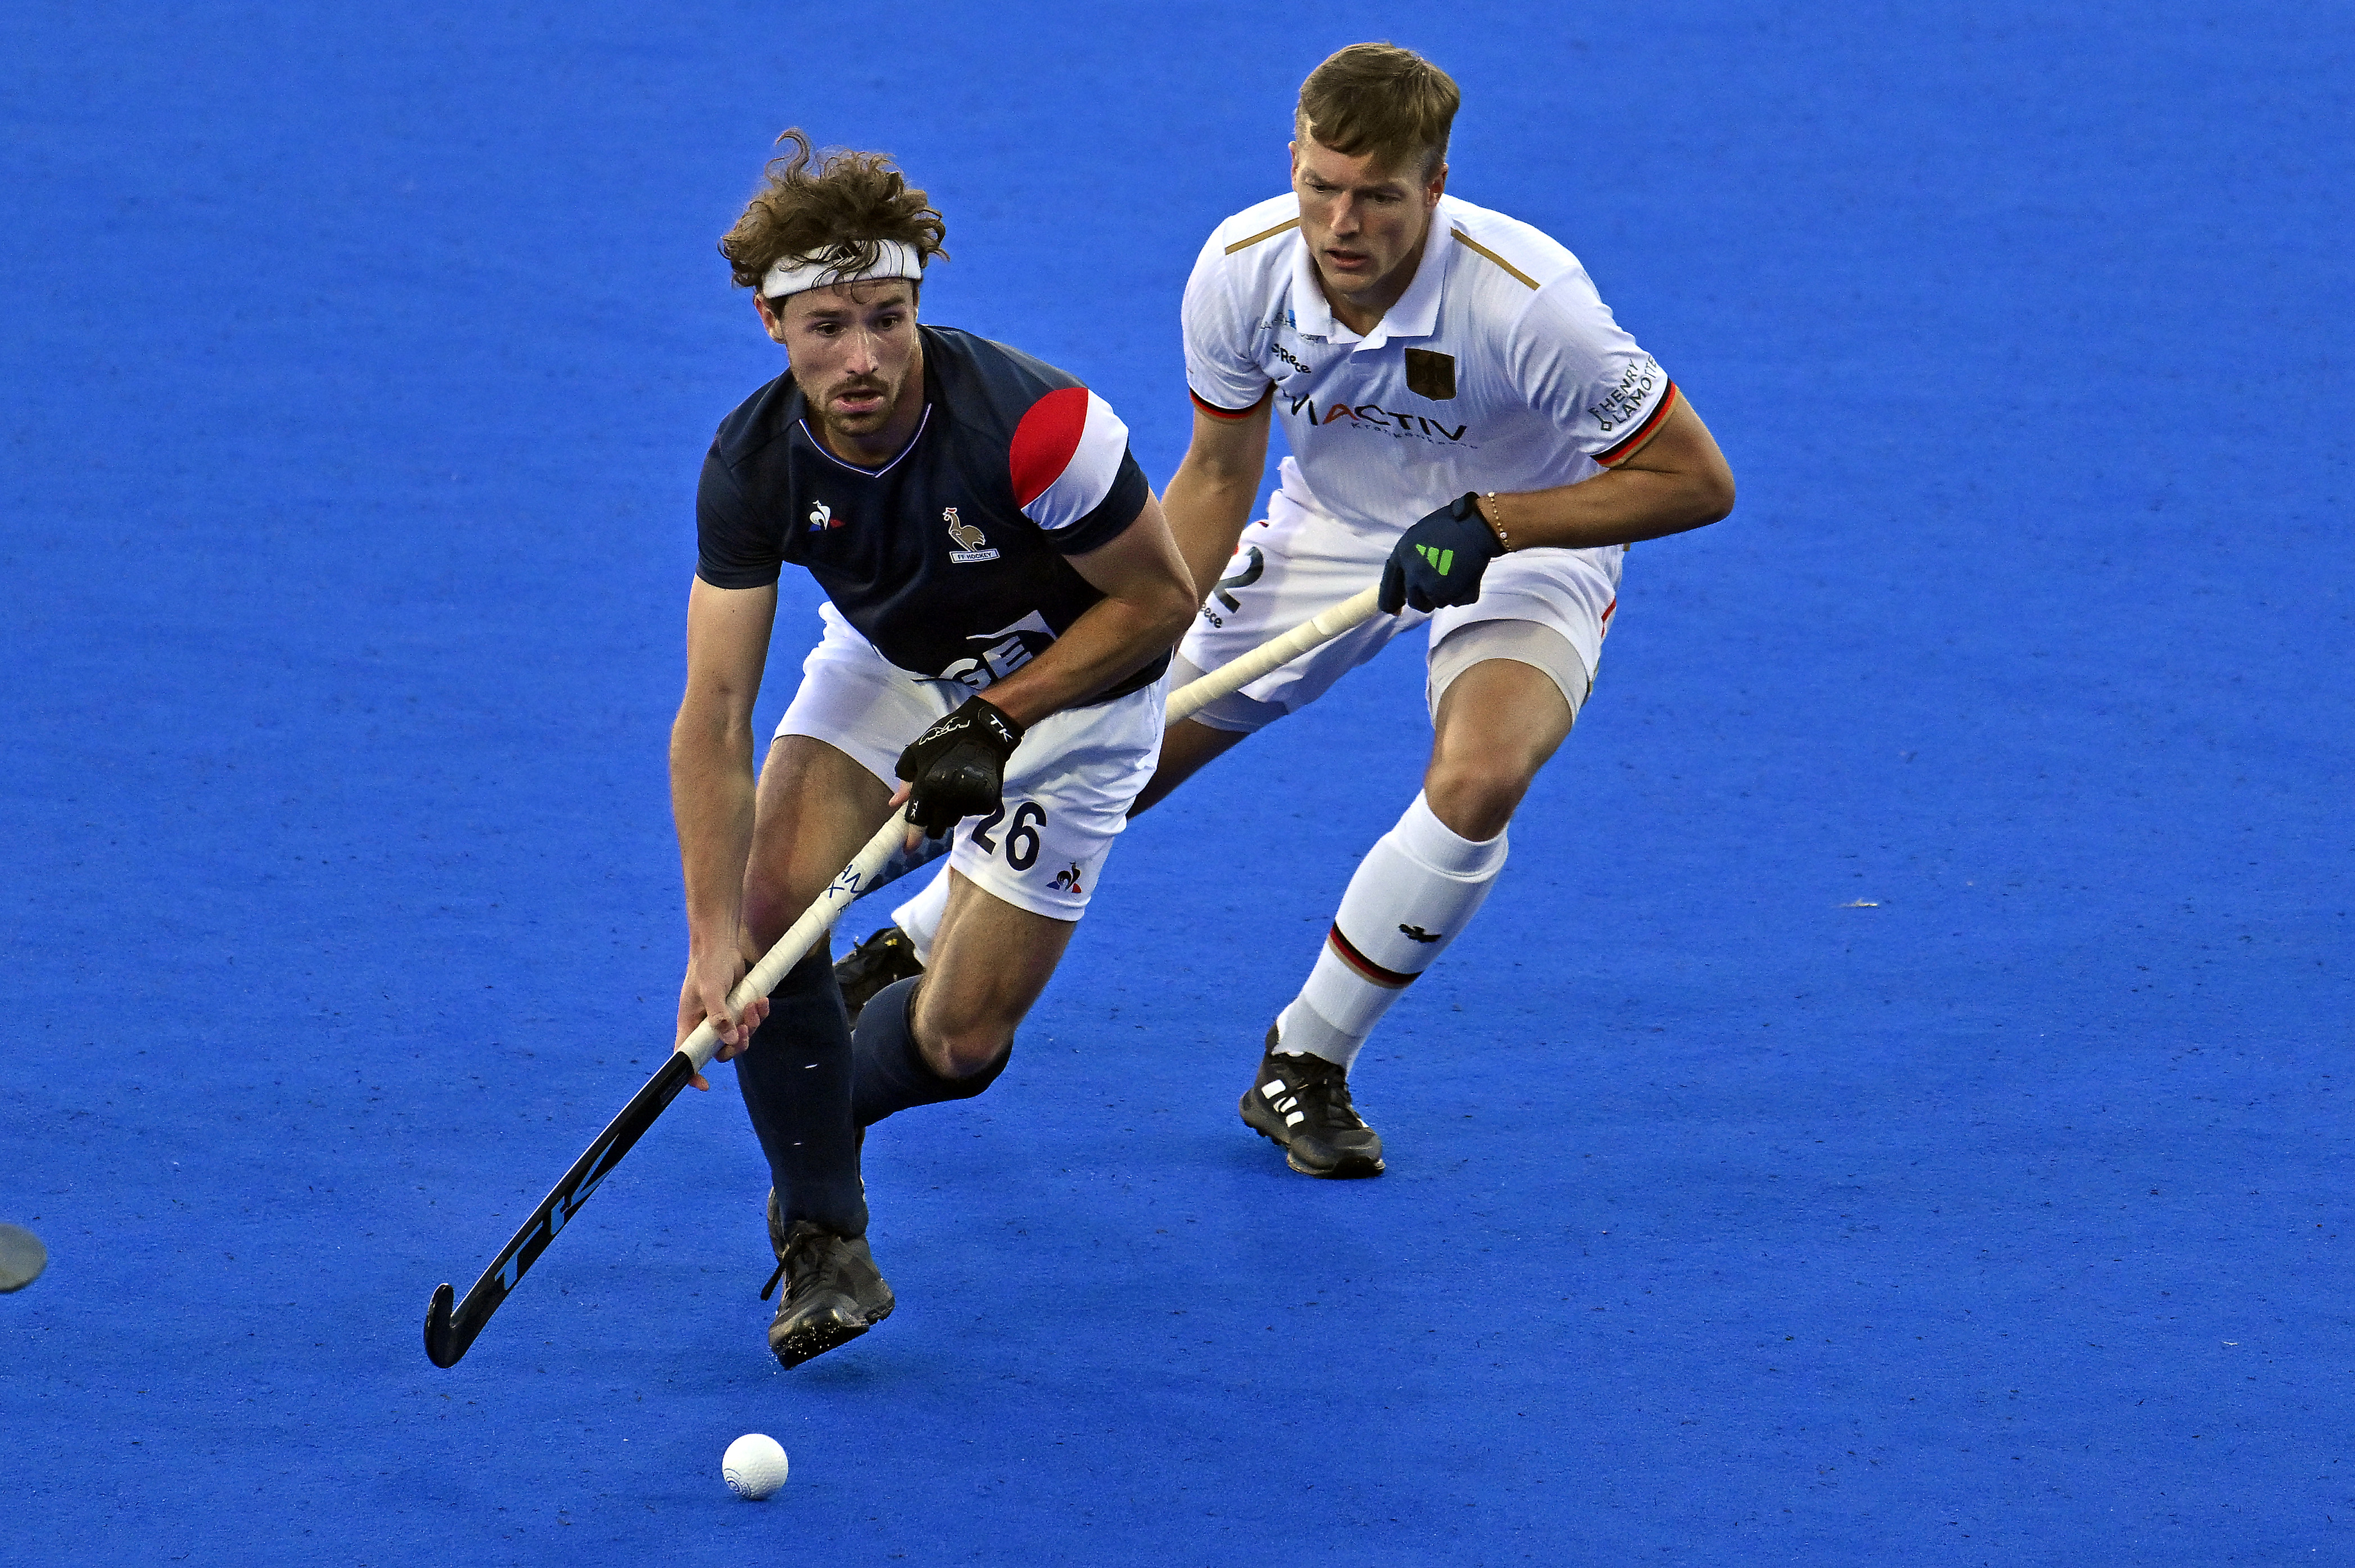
[775,603,1166,921]
[1172,488,1623,734]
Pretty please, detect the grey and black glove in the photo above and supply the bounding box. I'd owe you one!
[896,695,1024,839]
[1379,492,1505,614]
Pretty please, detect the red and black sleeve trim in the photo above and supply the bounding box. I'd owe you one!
[1190,385,1274,423]
[1593,380,1680,468]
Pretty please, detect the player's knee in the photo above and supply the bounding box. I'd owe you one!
[920,1021,1011,1080]
[740,884,792,951]
[910,991,1014,1079]
[1423,755,1530,842]
[745,864,837,949]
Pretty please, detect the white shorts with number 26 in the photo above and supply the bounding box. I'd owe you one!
[775,602,1166,922]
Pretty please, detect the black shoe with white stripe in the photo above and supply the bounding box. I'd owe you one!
[1239,1026,1385,1178]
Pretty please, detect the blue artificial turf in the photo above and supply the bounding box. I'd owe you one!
[2,2,2348,1563]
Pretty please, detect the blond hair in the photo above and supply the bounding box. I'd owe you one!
[1295,43,1460,178]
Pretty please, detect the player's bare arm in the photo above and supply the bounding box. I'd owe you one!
[1162,394,1272,598]
[1472,396,1734,552]
[669,576,779,1068]
[976,493,1195,726]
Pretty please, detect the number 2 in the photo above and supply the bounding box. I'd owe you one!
[1213,544,1265,613]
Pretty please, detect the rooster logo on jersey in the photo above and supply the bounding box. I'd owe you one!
[945,507,1000,564]
[807,500,841,531]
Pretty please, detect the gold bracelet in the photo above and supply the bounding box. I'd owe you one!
[1481,491,1512,552]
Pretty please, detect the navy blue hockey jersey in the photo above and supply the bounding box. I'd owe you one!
[696,326,1162,700]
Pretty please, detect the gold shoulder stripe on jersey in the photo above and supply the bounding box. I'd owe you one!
[1450,227,1539,290]
[1224,217,1301,255]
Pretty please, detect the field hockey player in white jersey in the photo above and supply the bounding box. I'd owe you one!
[837,42,1734,1177]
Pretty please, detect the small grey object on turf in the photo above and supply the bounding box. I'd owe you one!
[0,1224,47,1292]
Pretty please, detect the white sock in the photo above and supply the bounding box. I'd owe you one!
[891,865,953,966]
[1277,792,1507,1070]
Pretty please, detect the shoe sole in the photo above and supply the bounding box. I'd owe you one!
[1239,1094,1385,1179]
[769,1297,893,1370]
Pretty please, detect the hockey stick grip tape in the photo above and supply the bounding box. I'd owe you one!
[677,813,909,1074]
[1165,584,1381,726]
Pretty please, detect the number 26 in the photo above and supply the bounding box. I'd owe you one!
[968,800,1047,871]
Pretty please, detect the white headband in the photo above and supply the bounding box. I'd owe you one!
[761,240,926,300]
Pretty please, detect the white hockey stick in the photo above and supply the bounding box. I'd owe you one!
[1165,583,1382,724]
[848,582,1388,901]
[678,584,1385,1006]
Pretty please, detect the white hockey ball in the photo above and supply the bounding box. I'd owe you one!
[722,1432,789,1500]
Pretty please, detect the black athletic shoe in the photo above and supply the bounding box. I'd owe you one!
[834,925,925,1026]
[1239,1027,1385,1178]
[760,1190,894,1370]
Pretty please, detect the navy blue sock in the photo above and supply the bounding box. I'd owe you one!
[732,946,866,1238]
[851,976,1010,1127]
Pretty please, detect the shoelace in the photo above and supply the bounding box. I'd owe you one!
[1272,1058,1366,1128]
[759,1227,829,1302]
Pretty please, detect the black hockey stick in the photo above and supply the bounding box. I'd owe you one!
[423,1054,694,1366]
[424,812,908,1368]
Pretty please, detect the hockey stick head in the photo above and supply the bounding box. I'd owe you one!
[425,1282,466,1367]
[420,1051,696,1368]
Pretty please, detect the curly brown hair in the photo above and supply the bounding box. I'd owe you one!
[718,128,949,291]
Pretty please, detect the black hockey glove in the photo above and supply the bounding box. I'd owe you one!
[1378,492,1505,615]
[895,695,1025,840]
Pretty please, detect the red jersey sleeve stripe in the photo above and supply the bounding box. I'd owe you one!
[1013,387,1130,530]
[1010,386,1090,508]
[1593,380,1680,468]
[1190,386,1273,421]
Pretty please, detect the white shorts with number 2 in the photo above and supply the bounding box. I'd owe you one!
[1176,483,1622,731]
